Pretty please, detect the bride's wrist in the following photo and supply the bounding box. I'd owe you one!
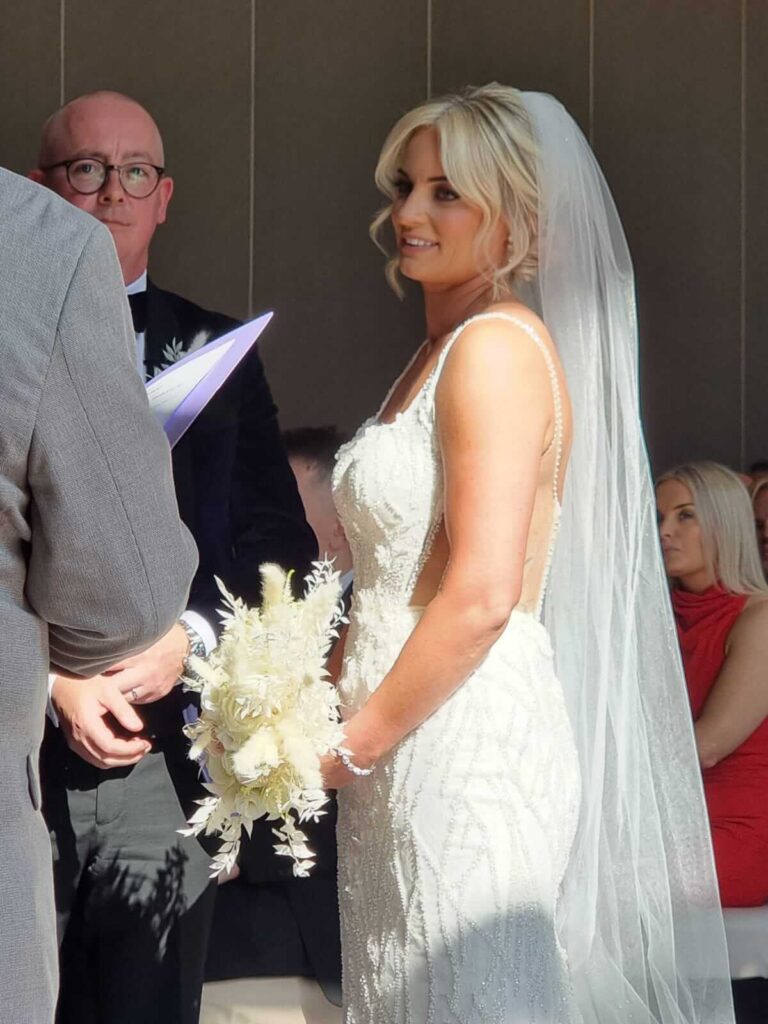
[341,714,389,767]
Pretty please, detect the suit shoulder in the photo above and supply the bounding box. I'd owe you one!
[0,168,100,254]
[148,281,240,337]
[0,169,112,329]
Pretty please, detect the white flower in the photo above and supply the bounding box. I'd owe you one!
[151,329,212,377]
[180,561,347,877]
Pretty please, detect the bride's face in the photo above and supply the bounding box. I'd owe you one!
[391,127,506,289]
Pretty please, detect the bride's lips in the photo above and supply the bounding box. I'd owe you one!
[399,236,438,253]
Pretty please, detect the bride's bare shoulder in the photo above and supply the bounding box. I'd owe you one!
[482,301,555,350]
[447,301,558,370]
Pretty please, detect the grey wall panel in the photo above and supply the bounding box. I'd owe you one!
[594,2,743,473]
[251,0,427,433]
[745,1,768,468]
[0,2,60,175]
[431,0,590,134]
[64,0,252,320]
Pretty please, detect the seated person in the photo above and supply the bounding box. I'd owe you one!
[751,477,768,581]
[205,426,351,1012]
[656,461,768,907]
[748,460,768,488]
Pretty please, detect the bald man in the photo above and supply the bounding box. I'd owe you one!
[30,92,316,1024]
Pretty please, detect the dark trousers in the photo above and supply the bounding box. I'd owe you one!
[41,725,216,1024]
[733,979,768,1024]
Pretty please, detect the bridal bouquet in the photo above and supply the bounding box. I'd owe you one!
[180,561,346,878]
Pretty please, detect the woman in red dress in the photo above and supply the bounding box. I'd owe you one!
[657,461,768,907]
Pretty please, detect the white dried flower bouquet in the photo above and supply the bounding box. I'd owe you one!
[180,561,346,878]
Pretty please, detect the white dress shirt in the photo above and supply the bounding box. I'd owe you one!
[125,270,147,376]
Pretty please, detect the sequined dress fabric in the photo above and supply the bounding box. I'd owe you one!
[332,314,582,1023]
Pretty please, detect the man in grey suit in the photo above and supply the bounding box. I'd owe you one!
[0,167,197,1024]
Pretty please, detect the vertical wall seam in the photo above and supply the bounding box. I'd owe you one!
[740,0,747,466]
[248,0,256,318]
[588,0,595,144]
[59,0,66,104]
[426,0,433,98]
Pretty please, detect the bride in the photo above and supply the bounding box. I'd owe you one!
[322,85,734,1023]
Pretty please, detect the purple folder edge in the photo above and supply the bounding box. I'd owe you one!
[150,311,274,448]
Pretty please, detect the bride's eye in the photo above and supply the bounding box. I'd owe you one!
[436,186,459,201]
[393,178,411,198]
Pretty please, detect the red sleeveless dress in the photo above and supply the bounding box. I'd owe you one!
[673,586,768,907]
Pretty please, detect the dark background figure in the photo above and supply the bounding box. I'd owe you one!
[205,426,352,1014]
[31,90,316,1024]
[751,477,768,582]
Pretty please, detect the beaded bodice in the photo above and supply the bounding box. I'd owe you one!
[332,312,564,619]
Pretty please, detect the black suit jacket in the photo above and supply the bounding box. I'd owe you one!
[145,280,316,618]
[140,280,317,734]
[148,283,342,998]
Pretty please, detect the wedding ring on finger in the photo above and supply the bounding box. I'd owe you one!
[129,687,139,703]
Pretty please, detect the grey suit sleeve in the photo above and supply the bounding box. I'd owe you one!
[25,223,198,675]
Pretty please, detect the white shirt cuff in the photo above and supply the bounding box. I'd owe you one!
[180,610,216,656]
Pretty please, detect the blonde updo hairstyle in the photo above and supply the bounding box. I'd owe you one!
[371,83,539,299]
[656,461,768,595]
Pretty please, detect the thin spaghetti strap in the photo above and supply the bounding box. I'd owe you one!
[433,312,564,508]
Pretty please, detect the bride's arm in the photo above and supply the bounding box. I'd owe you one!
[324,319,554,785]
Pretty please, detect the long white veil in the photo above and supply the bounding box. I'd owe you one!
[519,92,735,1022]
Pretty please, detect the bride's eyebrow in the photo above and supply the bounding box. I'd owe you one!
[395,167,449,183]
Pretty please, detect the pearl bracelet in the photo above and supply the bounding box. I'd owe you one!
[335,747,375,777]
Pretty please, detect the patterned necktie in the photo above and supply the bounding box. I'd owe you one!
[127,291,147,333]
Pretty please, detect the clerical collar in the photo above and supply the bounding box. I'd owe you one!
[125,271,147,297]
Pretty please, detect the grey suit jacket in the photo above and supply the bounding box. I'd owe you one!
[0,168,198,1023]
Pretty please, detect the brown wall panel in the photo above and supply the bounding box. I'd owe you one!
[0,2,60,175]
[431,0,590,134]
[745,0,768,468]
[251,0,427,433]
[594,1,742,473]
[63,0,252,320]
[0,2,759,476]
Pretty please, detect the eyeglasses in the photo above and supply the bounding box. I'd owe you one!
[42,157,165,199]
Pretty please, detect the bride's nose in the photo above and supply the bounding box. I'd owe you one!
[395,188,430,226]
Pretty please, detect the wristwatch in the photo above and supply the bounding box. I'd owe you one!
[179,619,206,680]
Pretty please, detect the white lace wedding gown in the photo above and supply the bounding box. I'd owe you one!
[332,313,582,1024]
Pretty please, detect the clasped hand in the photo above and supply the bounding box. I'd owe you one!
[51,623,189,769]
